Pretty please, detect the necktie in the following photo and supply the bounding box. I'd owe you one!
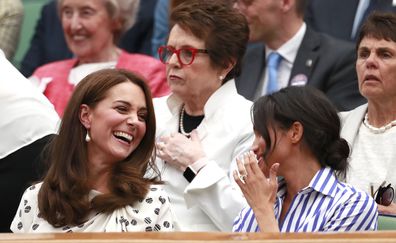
[351,0,372,39]
[266,52,282,94]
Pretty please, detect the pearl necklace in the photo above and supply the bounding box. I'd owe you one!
[363,113,396,134]
[179,105,191,137]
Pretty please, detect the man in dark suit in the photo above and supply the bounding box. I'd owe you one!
[234,0,366,111]
[305,0,396,42]
[20,0,157,77]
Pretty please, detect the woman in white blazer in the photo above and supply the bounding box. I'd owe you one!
[340,12,396,215]
[153,0,253,231]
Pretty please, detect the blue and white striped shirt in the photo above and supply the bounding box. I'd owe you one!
[233,167,378,232]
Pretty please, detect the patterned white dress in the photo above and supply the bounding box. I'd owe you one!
[10,183,174,232]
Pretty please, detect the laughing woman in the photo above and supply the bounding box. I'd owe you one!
[11,69,173,232]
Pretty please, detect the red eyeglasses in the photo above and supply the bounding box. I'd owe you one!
[158,45,209,66]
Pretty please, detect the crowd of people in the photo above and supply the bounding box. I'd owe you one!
[1,0,395,235]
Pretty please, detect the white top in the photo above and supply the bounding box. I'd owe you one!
[11,183,174,232]
[347,123,396,195]
[153,80,253,231]
[68,61,116,86]
[255,23,307,99]
[0,50,59,159]
[340,104,396,198]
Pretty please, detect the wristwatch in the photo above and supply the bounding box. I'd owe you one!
[183,166,196,183]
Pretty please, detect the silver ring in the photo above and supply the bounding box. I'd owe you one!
[239,174,247,181]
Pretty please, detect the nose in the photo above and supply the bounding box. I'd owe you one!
[70,13,82,31]
[365,52,379,69]
[167,52,181,67]
[126,114,138,129]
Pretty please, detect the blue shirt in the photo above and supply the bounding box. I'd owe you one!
[233,167,378,232]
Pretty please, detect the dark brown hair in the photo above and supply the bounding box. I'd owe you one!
[38,69,159,227]
[170,0,249,82]
[356,11,396,50]
[252,86,350,179]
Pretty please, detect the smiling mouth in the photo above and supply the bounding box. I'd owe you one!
[113,131,133,144]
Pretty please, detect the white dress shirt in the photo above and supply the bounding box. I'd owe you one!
[255,23,307,99]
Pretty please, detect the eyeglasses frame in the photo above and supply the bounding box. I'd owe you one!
[158,45,209,66]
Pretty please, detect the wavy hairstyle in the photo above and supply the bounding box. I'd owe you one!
[38,69,159,227]
[57,0,140,42]
[252,86,350,179]
[169,0,249,83]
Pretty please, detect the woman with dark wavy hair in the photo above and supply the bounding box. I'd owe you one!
[233,86,377,232]
[11,69,173,232]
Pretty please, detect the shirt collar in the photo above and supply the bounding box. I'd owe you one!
[165,79,238,119]
[265,22,307,64]
[307,167,338,198]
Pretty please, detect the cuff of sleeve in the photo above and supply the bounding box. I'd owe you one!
[184,162,228,208]
[190,157,209,174]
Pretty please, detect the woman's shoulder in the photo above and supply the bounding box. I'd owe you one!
[32,59,77,77]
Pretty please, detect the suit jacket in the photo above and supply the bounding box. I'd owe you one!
[235,27,366,111]
[20,0,157,77]
[305,0,396,41]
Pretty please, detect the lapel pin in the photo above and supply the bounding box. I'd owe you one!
[305,59,313,68]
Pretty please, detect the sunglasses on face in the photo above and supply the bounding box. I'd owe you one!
[372,182,395,206]
[158,45,208,66]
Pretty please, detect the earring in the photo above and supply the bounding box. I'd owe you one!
[85,131,91,142]
[219,75,224,81]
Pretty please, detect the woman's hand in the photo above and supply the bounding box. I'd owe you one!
[233,151,280,232]
[233,151,279,210]
[156,130,206,171]
[378,202,396,215]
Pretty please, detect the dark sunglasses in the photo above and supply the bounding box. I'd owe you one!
[372,182,394,206]
[158,45,208,66]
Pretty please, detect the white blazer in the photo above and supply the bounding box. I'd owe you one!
[153,80,254,231]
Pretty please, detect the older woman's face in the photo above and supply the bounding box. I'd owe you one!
[166,24,224,101]
[60,0,116,61]
[356,37,396,102]
[81,81,147,165]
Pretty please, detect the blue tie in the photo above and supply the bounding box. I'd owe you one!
[267,52,282,94]
[351,0,372,39]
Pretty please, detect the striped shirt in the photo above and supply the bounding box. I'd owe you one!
[233,167,378,232]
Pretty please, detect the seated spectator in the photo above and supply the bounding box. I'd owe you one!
[154,0,253,231]
[0,49,59,232]
[341,12,396,215]
[233,86,378,232]
[305,0,396,42]
[20,0,158,77]
[233,0,366,111]
[0,0,23,60]
[30,0,169,116]
[11,69,174,233]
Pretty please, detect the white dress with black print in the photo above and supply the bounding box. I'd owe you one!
[10,183,174,232]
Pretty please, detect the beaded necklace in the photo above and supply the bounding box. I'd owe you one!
[363,113,396,134]
[179,105,191,137]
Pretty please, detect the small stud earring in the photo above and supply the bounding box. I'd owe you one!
[219,75,224,80]
[85,132,91,142]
